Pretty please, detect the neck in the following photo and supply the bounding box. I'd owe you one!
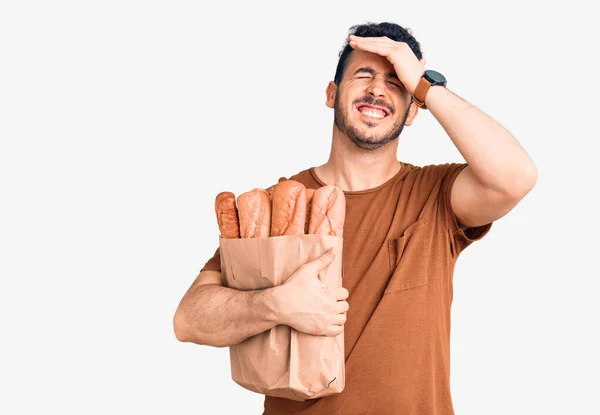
[315,125,403,192]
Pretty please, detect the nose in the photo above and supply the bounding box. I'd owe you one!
[367,75,387,97]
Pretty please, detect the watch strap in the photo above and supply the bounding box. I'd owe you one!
[412,75,431,110]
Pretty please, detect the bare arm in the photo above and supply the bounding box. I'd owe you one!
[347,36,538,228]
[426,86,538,228]
[173,270,279,348]
[173,249,348,348]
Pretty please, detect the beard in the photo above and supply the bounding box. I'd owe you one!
[334,94,411,150]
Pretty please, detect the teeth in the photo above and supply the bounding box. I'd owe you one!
[360,108,385,119]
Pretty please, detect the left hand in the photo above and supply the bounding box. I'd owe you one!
[349,35,426,96]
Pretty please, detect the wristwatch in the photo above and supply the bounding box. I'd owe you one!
[412,69,447,110]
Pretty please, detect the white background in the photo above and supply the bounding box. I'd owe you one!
[1,1,598,414]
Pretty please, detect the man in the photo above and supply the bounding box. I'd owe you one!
[174,22,537,414]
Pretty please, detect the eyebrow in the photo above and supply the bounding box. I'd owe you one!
[353,67,400,80]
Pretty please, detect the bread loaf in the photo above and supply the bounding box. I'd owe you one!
[270,180,307,236]
[237,188,271,238]
[214,182,346,239]
[308,185,346,237]
[215,191,241,239]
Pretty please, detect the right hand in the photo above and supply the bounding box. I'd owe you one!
[273,248,349,336]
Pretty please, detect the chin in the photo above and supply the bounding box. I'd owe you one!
[334,106,404,150]
[354,126,393,141]
[349,133,397,150]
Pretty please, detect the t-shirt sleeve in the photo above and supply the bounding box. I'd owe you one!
[199,246,221,273]
[439,163,493,257]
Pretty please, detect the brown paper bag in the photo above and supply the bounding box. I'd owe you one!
[219,234,345,401]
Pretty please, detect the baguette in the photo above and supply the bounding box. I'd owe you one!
[270,180,307,236]
[237,188,271,238]
[308,185,346,237]
[215,191,240,239]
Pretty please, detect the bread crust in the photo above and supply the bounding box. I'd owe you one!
[237,188,271,238]
[308,185,346,237]
[215,191,240,239]
[270,180,307,236]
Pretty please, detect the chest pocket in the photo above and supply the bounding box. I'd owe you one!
[385,219,429,294]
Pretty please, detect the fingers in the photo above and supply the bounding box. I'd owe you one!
[334,300,349,314]
[349,35,394,47]
[332,312,347,325]
[349,39,394,56]
[334,287,349,301]
[350,35,390,43]
[349,36,415,60]
[324,324,345,337]
[306,248,336,272]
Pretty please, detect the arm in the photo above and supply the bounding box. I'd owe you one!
[173,270,279,348]
[348,35,538,228]
[426,86,538,228]
[174,249,348,347]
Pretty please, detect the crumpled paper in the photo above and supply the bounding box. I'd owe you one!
[219,234,345,401]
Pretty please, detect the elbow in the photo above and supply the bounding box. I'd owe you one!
[523,162,538,190]
[173,307,223,347]
[520,163,538,195]
[173,305,202,344]
[173,308,192,343]
[506,162,538,199]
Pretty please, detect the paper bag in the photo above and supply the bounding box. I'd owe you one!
[219,234,345,401]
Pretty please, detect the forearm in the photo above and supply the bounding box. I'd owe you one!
[174,283,280,347]
[425,86,537,194]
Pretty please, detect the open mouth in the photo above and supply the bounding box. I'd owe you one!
[356,104,389,120]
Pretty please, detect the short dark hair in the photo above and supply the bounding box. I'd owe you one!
[333,22,424,86]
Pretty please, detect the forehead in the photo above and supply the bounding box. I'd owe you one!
[344,50,395,75]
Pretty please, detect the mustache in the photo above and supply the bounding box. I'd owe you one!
[353,96,395,115]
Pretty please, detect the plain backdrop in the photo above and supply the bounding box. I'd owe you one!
[1,1,598,414]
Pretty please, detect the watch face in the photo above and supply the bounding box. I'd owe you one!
[424,69,446,85]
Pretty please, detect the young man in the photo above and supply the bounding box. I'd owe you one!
[174,22,537,414]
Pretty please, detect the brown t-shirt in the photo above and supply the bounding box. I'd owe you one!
[200,161,492,415]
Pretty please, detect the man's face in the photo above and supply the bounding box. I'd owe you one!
[327,50,416,150]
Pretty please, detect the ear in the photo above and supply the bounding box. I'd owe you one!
[325,81,337,109]
[403,99,419,126]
